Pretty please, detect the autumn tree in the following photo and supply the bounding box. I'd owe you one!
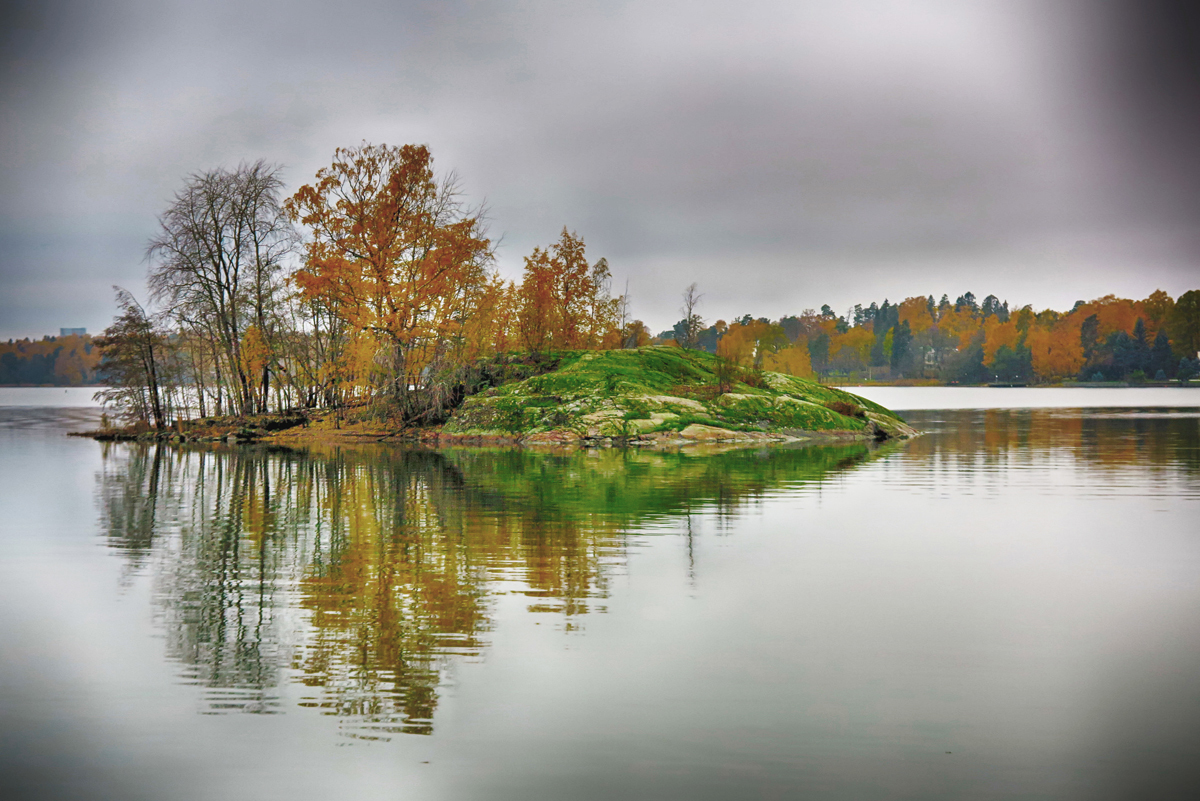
[287,143,493,421]
[717,320,788,370]
[763,340,814,377]
[621,320,652,349]
[516,228,619,354]
[1027,317,1084,380]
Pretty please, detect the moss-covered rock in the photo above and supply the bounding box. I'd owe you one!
[440,346,916,446]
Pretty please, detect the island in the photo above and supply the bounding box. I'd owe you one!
[88,346,917,447]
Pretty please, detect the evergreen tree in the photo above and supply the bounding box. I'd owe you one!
[1080,314,1100,361]
[1131,318,1151,374]
[1169,290,1200,359]
[981,294,1003,318]
[1179,357,1198,384]
[809,332,831,375]
[1151,330,1175,377]
[942,333,988,383]
[991,344,1032,383]
[890,321,912,374]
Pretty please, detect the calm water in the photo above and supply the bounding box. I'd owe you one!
[2,389,1199,800]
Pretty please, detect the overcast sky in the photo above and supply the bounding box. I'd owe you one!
[2,0,1198,338]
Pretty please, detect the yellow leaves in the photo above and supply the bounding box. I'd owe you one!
[829,327,873,364]
[898,296,934,334]
[1072,295,1140,340]
[341,331,382,399]
[238,325,271,382]
[982,317,1020,366]
[716,323,758,367]
[717,320,788,369]
[1027,319,1084,380]
[936,307,979,350]
[621,320,652,348]
[763,342,813,378]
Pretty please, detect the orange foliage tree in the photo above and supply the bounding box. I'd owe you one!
[717,320,788,370]
[1027,317,1084,380]
[828,327,874,369]
[935,307,980,350]
[286,143,493,416]
[898,296,935,335]
[516,229,619,355]
[982,317,1021,367]
[763,341,814,377]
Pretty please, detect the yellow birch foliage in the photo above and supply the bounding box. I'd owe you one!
[238,325,270,385]
[718,321,788,369]
[898,296,934,334]
[936,307,980,349]
[982,317,1021,366]
[763,342,813,377]
[829,327,873,366]
[716,324,754,367]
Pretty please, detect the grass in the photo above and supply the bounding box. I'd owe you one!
[442,346,909,440]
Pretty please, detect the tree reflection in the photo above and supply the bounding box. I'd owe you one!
[903,408,1200,479]
[95,441,872,737]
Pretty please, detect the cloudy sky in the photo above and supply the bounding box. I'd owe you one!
[2,0,1198,338]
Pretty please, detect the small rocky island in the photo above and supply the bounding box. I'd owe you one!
[429,347,916,446]
[90,347,916,448]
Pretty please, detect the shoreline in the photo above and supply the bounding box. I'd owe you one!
[72,408,915,449]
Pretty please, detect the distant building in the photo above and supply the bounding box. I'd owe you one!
[59,327,87,337]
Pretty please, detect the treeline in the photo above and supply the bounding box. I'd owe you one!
[0,334,101,386]
[98,144,659,428]
[656,289,1200,384]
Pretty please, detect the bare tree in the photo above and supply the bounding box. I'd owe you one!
[679,283,705,350]
[147,161,294,415]
[94,287,170,429]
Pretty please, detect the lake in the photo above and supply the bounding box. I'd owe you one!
[1,387,1198,800]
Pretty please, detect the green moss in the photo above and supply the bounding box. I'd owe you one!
[442,346,905,439]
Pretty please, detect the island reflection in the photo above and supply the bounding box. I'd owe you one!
[95,441,876,738]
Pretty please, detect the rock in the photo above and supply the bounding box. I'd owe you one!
[864,421,885,441]
[522,430,582,446]
[679,424,756,442]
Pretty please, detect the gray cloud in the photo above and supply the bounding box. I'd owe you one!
[1,0,1197,338]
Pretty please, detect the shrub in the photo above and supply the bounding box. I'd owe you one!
[824,400,865,419]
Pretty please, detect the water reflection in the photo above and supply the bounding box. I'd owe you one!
[898,408,1200,498]
[96,441,875,738]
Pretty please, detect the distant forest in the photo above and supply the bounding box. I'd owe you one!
[10,289,1197,391]
[0,333,101,386]
[655,289,1200,385]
